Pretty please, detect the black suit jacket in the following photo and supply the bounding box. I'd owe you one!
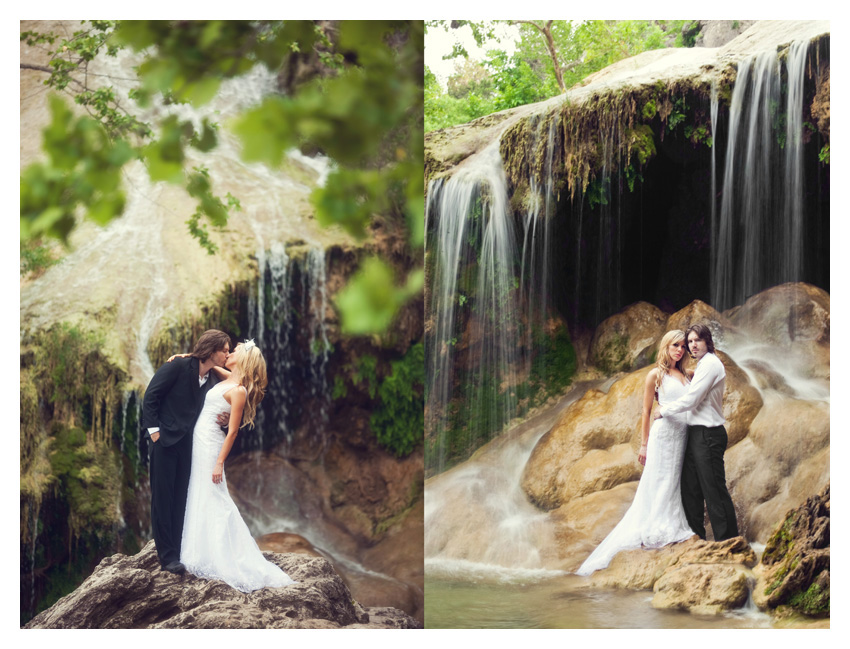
[142,356,219,447]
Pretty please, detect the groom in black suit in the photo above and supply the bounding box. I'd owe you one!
[143,329,232,573]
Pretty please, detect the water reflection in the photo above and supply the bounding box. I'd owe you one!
[425,577,774,629]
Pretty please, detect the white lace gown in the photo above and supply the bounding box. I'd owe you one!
[576,372,695,576]
[181,381,297,592]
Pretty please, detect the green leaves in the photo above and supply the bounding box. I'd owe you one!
[21,95,134,243]
[22,20,424,334]
[370,342,425,457]
[335,258,423,335]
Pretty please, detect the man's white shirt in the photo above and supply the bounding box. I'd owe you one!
[658,352,726,426]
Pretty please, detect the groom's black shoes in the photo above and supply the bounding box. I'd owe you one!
[163,561,186,575]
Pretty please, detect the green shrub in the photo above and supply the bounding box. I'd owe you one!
[371,343,424,457]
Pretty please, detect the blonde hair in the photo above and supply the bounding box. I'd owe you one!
[233,343,267,429]
[654,330,687,395]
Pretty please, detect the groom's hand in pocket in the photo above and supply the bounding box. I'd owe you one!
[150,432,160,443]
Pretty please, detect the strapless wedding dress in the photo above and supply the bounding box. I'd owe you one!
[181,381,296,592]
[576,372,695,576]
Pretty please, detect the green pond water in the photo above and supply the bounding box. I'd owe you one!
[425,577,776,629]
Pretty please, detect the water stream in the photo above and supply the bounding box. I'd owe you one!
[711,40,811,311]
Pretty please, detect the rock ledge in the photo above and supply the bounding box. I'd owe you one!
[24,541,421,629]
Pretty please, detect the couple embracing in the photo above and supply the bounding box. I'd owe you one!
[578,324,739,575]
[143,329,297,591]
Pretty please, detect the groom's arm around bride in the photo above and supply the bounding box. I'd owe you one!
[142,329,231,572]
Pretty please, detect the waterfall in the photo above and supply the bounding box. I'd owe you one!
[304,247,331,440]
[425,141,521,473]
[519,116,555,374]
[246,242,331,454]
[711,40,811,311]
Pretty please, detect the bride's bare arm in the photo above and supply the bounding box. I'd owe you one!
[211,365,231,380]
[639,369,657,466]
[212,386,247,484]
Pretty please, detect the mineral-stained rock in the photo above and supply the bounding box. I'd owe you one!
[651,564,751,615]
[522,350,761,510]
[727,282,830,380]
[753,483,830,617]
[582,536,756,615]
[588,302,668,373]
[726,399,829,541]
[664,300,738,348]
[24,541,421,629]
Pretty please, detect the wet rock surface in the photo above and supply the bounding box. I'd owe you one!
[584,536,757,615]
[753,483,830,617]
[24,541,421,629]
[589,301,668,374]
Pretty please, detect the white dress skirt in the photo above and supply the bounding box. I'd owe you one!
[181,381,297,592]
[577,372,695,576]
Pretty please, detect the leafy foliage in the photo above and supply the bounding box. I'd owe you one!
[21,20,423,333]
[425,20,697,132]
[371,343,424,457]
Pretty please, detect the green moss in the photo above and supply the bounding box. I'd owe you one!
[787,580,830,617]
[595,331,631,374]
[371,343,424,457]
[48,424,123,535]
[642,98,657,120]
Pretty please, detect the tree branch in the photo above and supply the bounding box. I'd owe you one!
[20,63,53,74]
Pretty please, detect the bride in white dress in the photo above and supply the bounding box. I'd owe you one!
[577,330,697,576]
[180,340,297,592]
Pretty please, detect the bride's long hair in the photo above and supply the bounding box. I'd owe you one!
[654,330,688,395]
[233,343,267,429]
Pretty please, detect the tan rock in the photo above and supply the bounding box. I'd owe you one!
[589,302,669,373]
[256,533,323,557]
[665,300,739,348]
[522,352,761,510]
[521,370,649,510]
[727,282,830,379]
[652,564,751,614]
[726,397,829,541]
[561,443,642,502]
[589,538,697,590]
[583,536,755,607]
[714,350,764,447]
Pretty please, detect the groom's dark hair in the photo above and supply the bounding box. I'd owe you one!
[191,330,231,362]
[686,323,715,353]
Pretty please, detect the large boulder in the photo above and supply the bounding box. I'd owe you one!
[24,541,421,629]
[581,536,757,616]
[521,369,649,510]
[650,537,757,615]
[588,302,669,373]
[753,484,830,617]
[727,282,830,380]
[726,397,829,542]
[522,353,762,511]
[664,299,739,348]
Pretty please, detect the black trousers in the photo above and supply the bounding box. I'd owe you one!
[149,433,192,566]
[680,424,739,541]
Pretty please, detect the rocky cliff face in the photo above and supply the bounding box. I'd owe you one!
[24,541,421,629]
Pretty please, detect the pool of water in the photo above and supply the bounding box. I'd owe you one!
[425,576,776,629]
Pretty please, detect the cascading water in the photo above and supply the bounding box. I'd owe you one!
[519,115,555,375]
[243,243,332,455]
[425,141,522,473]
[711,40,811,311]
